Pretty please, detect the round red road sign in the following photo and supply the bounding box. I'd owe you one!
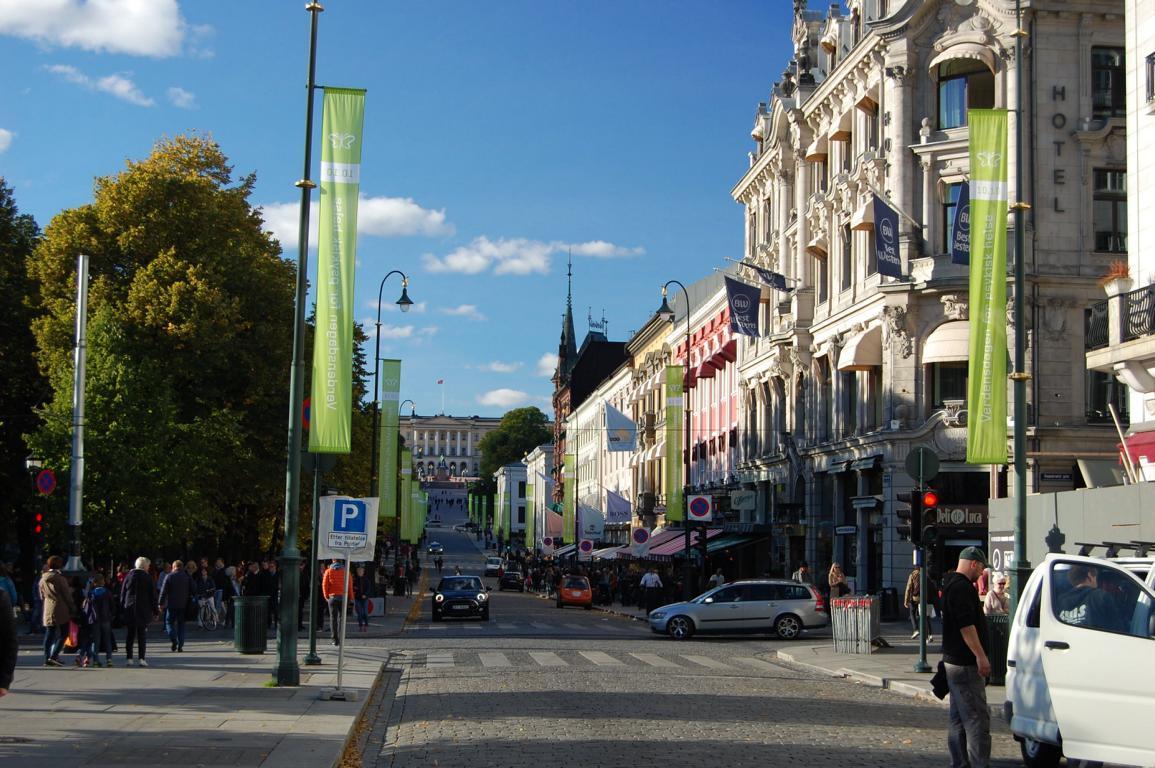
[36,469,57,495]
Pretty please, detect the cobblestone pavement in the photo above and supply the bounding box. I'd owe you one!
[349,577,1023,768]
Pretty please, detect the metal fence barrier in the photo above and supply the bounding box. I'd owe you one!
[831,596,881,654]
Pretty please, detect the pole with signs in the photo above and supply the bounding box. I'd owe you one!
[905,447,939,674]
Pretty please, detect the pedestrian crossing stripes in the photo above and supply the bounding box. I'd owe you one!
[391,649,787,675]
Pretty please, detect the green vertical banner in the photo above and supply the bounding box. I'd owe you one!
[377,359,401,512]
[399,448,412,544]
[525,480,535,550]
[966,109,1009,465]
[309,87,366,453]
[563,454,576,545]
[664,365,684,522]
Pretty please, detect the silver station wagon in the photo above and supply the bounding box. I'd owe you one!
[648,579,829,640]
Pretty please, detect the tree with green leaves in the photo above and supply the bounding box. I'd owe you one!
[0,178,46,584]
[475,406,552,494]
[26,135,296,558]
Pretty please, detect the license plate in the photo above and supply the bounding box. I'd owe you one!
[450,605,469,611]
[569,591,583,597]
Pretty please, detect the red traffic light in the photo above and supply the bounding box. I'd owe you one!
[922,490,939,508]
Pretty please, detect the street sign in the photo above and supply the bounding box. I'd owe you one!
[687,495,713,522]
[730,489,756,511]
[904,446,939,485]
[317,496,378,560]
[36,469,57,495]
[631,527,650,558]
[578,539,594,562]
[834,525,857,535]
[541,536,554,555]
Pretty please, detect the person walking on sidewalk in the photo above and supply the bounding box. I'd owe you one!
[159,560,193,653]
[940,547,992,768]
[904,566,928,639]
[321,560,353,646]
[0,588,17,695]
[640,568,663,614]
[352,565,372,631]
[121,557,158,667]
[84,574,115,667]
[39,556,74,667]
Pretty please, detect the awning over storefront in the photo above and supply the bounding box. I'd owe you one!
[923,321,970,364]
[696,361,716,379]
[928,43,997,77]
[837,325,882,371]
[646,527,724,560]
[592,546,622,561]
[703,534,762,555]
[553,544,576,558]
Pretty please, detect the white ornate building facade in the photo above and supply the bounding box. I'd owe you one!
[733,0,1126,591]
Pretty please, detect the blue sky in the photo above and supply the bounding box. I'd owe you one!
[0,0,793,417]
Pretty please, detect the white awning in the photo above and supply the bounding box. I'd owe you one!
[928,43,997,78]
[850,198,874,231]
[837,325,882,371]
[923,321,970,364]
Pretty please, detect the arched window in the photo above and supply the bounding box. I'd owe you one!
[937,58,994,129]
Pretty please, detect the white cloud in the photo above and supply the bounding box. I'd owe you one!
[418,326,439,336]
[477,388,532,408]
[378,324,414,340]
[45,64,153,106]
[536,353,559,377]
[480,361,521,374]
[260,196,453,249]
[440,304,485,321]
[0,128,12,153]
[1,0,188,57]
[167,86,196,109]
[422,236,643,276]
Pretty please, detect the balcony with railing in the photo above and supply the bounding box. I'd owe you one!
[1086,282,1155,393]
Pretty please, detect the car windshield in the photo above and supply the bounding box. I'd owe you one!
[564,577,589,589]
[438,578,482,592]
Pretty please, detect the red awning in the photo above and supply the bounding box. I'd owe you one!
[646,527,724,559]
[718,339,737,362]
[696,362,716,379]
[684,366,697,390]
[1121,430,1155,465]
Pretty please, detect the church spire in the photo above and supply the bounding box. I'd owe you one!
[558,250,577,378]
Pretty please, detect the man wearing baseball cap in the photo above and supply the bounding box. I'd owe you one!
[940,546,991,768]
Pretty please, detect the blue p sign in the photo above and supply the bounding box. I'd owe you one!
[333,499,367,533]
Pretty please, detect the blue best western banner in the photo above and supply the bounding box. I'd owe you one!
[966,110,1009,464]
[309,87,366,453]
[725,276,760,337]
[872,195,903,278]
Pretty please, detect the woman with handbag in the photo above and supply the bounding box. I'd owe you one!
[39,556,74,667]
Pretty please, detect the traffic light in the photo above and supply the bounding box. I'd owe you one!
[895,490,922,544]
[920,488,938,545]
[33,512,43,536]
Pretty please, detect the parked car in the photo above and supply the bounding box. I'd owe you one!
[431,575,490,621]
[427,541,444,555]
[483,556,504,577]
[498,569,525,592]
[648,579,828,640]
[1005,552,1155,767]
[556,575,593,609]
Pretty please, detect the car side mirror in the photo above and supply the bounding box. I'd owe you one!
[704,597,714,604]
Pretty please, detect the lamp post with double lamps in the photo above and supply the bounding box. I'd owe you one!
[367,271,413,497]
[657,280,694,601]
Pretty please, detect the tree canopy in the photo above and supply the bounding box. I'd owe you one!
[476,407,552,488]
[26,135,297,557]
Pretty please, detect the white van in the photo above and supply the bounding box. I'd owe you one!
[1005,552,1155,767]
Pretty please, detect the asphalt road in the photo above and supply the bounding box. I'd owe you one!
[345,524,1023,768]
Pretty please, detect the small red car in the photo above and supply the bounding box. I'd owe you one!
[556,575,593,610]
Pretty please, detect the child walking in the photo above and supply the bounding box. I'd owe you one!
[84,574,115,667]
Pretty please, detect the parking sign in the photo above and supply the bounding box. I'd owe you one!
[318,496,378,560]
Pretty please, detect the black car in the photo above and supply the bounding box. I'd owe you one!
[432,575,490,621]
[498,569,524,592]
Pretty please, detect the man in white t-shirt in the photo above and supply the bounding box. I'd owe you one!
[708,569,725,589]
[640,569,663,613]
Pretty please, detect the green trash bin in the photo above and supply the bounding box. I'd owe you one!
[233,596,269,654]
[986,613,1010,685]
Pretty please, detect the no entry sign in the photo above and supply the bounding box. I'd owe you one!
[687,494,713,522]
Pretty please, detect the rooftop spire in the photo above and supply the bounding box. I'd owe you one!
[558,249,578,378]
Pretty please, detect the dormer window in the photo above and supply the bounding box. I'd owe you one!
[937,58,995,129]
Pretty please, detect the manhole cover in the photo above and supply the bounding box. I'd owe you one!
[0,737,32,744]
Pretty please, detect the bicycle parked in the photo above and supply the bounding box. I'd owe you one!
[197,595,223,631]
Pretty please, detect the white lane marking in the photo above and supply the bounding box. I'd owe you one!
[528,651,567,667]
[629,652,681,668]
[679,655,733,670]
[425,652,454,668]
[733,657,781,672]
[579,650,625,666]
[479,652,511,668]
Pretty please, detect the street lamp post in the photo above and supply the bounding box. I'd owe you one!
[657,280,694,601]
[273,1,322,687]
[367,271,413,497]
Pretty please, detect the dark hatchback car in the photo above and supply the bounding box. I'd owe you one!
[432,575,490,621]
[498,569,524,592]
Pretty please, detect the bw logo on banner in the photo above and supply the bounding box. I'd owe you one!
[724,276,760,338]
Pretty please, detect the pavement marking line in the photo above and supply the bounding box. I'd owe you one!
[528,651,567,667]
[424,652,454,668]
[679,655,734,670]
[629,652,681,668]
[496,623,516,630]
[478,652,511,668]
[733,656,781,672]
[578,650,625,666]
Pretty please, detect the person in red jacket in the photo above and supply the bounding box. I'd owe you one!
[321,560,354,646]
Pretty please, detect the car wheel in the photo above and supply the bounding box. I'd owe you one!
[1019,737,1061,768]
[774,614,802,640]
[666,615,694,640]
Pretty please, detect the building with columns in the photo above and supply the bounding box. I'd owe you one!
[406,414,501,481]
[732,0,1125,592]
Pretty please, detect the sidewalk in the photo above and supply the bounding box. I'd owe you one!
[593,602,1006,718]
[0,596,419,767]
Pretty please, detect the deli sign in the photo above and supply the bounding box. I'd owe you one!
[932,505,988,528]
